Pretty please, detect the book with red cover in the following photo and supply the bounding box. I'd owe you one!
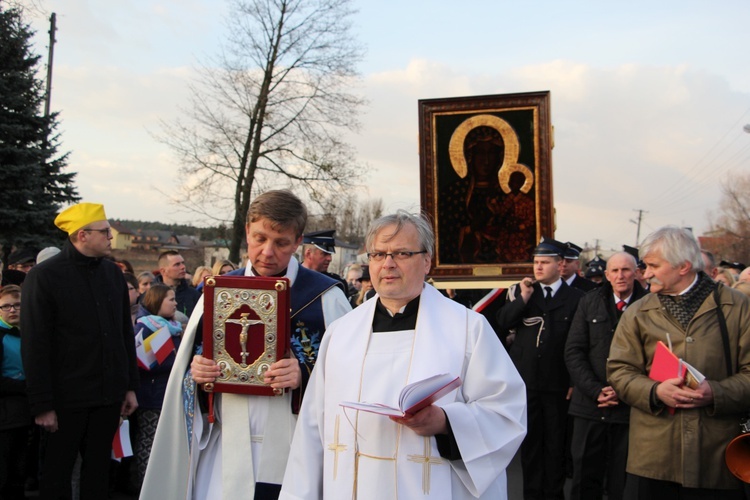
[202,275,290,396]
[648,340,704,389]
[339,373,462,417]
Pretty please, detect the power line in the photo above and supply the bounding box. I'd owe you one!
[650,106,750,207]
[654,143,750,212]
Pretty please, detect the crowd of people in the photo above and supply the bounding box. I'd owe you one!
[1,194,749,499]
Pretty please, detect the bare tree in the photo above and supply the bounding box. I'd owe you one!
[307,195,383,247]
[4,1,47,18]
[708,172,750,264]
[162,0,365,262]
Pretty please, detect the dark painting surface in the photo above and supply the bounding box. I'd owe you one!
[420,92,553,281]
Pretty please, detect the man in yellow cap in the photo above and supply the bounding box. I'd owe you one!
[21,202,139,499]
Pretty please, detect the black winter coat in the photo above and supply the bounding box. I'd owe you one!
[21,241,139,415]
[497,281,584,391]
[564,280,647,423]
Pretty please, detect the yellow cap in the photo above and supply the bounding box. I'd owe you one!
[54,203,108,235]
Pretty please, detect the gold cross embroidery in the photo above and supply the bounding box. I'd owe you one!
[327,415,347,480]
[407,437,444,494]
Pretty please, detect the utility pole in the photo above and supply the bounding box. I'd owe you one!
[44,13,57,118]
[630,209,647,246]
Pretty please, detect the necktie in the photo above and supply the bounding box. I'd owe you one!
[616,300,626,312]
[544,286,553,301]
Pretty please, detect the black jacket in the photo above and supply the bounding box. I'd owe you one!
[564,280,647,423]
[497,281,584,391]
[568,274,598,293]
[0,325,30,430]
[21,240,139,415]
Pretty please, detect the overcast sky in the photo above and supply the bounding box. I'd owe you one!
[24,0,750,252]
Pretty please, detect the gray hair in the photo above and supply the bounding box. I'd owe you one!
[639,226,704,271]
[365,210,435,258]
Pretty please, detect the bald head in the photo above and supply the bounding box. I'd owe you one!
[739,267,750,284]
[605,252,638,299]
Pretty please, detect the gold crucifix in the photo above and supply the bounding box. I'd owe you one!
[225,313,264,366]
[407,437,444,494]
[327,415,347,480]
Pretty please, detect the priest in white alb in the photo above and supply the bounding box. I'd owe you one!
[141,190,351,500]
[279,211,527,499]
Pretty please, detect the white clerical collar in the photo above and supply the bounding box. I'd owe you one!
[245,257,299,286]
[540,278,563,296]
[386,305,408,317]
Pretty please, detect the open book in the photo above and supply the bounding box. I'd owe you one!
[339,373,462,417]
[649,340,706,389]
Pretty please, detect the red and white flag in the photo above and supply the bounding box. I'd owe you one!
[473,288,504,313]
[112,419,132,461]
[135,331,157,370]
[147,326,175,365]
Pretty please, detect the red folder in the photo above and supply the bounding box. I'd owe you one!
[649,340,705,414]
[648,341,686,384]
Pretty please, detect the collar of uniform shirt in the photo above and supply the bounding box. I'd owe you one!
[542,278,563,297]
[373,296,420,332]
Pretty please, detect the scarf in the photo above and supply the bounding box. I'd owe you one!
[658,272,716,330]
[137,314,183,336]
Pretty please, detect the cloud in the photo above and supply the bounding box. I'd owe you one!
[44,62,200,222]
[43,53,750,246]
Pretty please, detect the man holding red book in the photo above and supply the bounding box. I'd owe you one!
[608,226,750,499]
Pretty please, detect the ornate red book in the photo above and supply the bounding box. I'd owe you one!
[202,275,290,396]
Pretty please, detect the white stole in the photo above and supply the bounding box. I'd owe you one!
[219,391,294,499]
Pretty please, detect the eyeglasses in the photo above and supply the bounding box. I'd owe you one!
[0,304,21,312]
[367,250,427,262]
[83,227,112,236]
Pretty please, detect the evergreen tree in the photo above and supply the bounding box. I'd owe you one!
[0,6,78,261]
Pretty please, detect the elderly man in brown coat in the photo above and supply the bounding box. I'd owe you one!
[607,226,750,499]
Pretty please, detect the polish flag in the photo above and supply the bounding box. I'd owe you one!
[472,288,504,313]
[112,419,133,460]
[135,331,157,370]
[146,326,175,365]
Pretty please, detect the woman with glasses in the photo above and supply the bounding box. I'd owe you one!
[124,273,140,325]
